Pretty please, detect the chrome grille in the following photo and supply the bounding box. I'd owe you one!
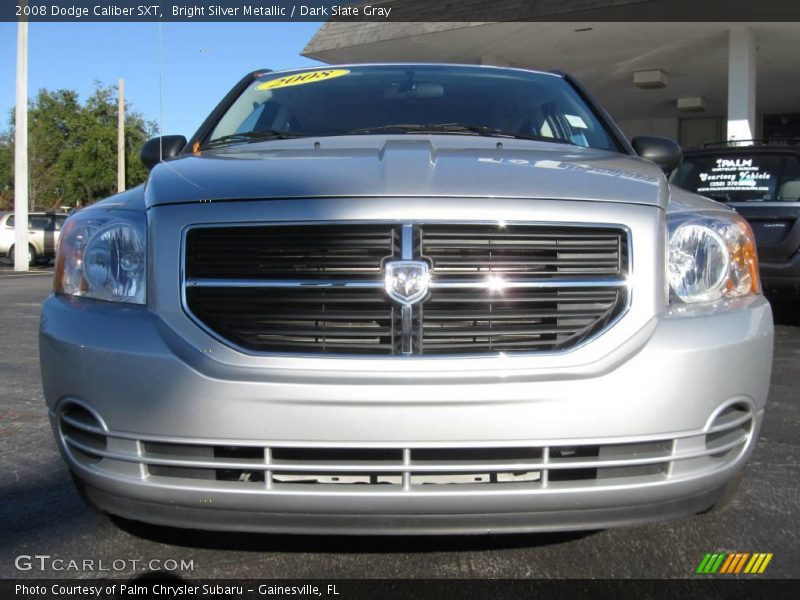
[422,287,623,354]
[59,400,754,494]
[420,224,625,279]
[183,222,629,355]
[186,287,397,354]
[185,224,399,280]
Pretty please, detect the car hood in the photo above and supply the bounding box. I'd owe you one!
[144,135,668,209]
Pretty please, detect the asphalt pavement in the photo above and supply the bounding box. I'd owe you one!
[1,266,798,579]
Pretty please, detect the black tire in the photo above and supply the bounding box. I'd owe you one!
[699,472,743,514]
[69,472,108,515]
[8,244,37,266]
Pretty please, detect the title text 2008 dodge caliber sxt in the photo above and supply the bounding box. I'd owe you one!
[40,65,773,534]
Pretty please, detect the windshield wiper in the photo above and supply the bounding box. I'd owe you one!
[200,130,309,149]
[344,123,575,145]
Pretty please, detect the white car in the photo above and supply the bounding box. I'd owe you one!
[0,211,68,265]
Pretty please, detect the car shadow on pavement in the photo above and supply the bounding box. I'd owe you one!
[0,467,112,570]
[0,257,55,269]
[111,516,598,553]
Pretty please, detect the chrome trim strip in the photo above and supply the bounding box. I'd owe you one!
[61,413,107,437]
[429,277,627,289]
[185,276,628,290]
[185,279,385,289]
[56,398,109,432]
[79,465,681,497]
[400,305,413,355]
[399,224,417,353]
[541,447,550,488]
[706,411,753,434]
[401,223,414,260]
[61,433,750,471]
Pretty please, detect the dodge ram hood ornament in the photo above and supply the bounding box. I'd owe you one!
[384,261,430,306]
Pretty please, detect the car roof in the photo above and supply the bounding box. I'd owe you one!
[252,63,563,80]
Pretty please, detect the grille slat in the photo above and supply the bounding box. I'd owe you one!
[419,224,626,354]
[423,310,607,320]
[184,223,628,355]
[186,286,396,354]
[425,292,618,304]
[236,339,394,352]
[186,224,398,280]
[420,224,624,281]
[421,325,591,336]
[197,311,391,321]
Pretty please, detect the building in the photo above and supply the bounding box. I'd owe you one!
[303,14,800,149]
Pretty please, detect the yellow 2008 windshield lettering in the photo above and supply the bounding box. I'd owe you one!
[256,69,350,91]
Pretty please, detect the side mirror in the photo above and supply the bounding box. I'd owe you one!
[631,135,683,173]
[140,135,188,171]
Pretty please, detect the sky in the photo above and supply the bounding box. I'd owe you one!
[0,22,323,137]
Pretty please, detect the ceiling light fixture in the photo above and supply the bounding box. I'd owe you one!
[677,97,707,112]
[633,70,669,89]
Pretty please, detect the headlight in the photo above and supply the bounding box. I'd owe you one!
[668,212,759,304]
[54,210,146,305]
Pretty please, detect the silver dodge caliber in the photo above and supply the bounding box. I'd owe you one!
[41,64,774,534]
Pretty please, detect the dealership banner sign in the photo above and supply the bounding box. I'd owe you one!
[4,0,800,22]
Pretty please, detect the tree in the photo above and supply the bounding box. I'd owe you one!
[0,128,12,209]
[0,84,157,211]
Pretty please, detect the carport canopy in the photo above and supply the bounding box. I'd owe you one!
[303,22,800,146]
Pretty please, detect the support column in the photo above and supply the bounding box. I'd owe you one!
[117,78,126,193]
[727,26,756,145]
[14,20,29,272]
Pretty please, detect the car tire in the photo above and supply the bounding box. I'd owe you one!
[8,244,37,266]
[69,472,108,515]
[699,472,744,514]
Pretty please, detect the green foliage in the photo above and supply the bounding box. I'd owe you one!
[0,84,157,211]
[0,128,12,209]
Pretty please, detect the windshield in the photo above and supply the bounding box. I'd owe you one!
[5,215,56,229]
[672,152,800,202]
[207,65,619,151]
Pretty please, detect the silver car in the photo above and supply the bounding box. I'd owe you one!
[1,211,67,265]
[41,65,773,534]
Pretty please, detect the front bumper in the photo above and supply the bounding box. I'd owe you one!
[40,292,773,534]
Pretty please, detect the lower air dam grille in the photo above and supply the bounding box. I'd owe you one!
[59,401,753,494]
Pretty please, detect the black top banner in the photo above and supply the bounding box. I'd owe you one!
[4,0,800,22]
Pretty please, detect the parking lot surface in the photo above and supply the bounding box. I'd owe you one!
[1,267,798,579]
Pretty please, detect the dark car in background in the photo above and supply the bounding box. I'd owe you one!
[673,141,800,296]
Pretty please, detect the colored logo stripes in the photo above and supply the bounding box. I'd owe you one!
[696,552,773,574]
